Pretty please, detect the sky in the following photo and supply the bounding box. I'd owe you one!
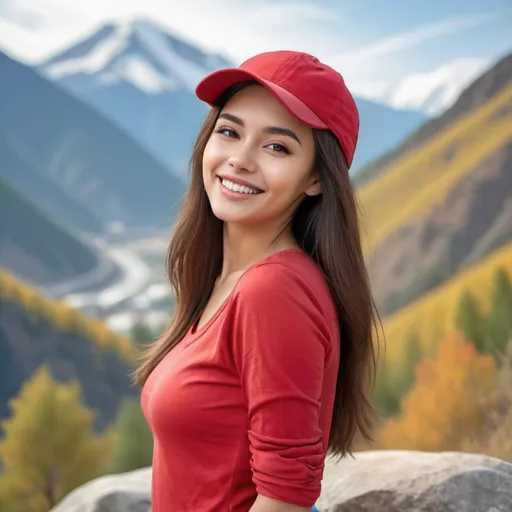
[1,0,511,107]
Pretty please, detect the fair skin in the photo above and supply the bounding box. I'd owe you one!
[201,84,320,511]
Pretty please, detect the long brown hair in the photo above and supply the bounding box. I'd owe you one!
[134,81,382,458]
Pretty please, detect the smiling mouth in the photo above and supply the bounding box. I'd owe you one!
[219,177,264,195]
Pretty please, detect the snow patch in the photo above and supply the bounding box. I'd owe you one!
[45,23,131,78]
[384,57,489,116]
[115,55,177,93]
[131,19,210,90]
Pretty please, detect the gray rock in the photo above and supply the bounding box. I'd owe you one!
[51,467,152,512]
[51,451,512,512]
[317,450,512,512]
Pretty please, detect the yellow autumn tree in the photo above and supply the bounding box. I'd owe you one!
[0,365,116,512]
[378,330,497,451]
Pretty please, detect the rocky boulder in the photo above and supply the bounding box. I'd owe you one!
[52,467,151,512]
[317,450,512,511]
[51,450,512,512]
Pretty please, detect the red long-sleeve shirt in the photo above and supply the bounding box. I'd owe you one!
[141,249,340,511]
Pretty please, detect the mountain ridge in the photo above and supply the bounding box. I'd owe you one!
[354,51,512,321]
[0,50,186,239]
[36,17,427,175]
[368,140,512,316]
[0,135,103,234]
[0,177,101,287]
[379,57,490,116]
[358,81,512,254]
[354,51,512,188]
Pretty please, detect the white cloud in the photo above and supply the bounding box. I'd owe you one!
[330,11,502,64]
[321,11,503,101]
[0,0,344,64]
[0,0,46,29]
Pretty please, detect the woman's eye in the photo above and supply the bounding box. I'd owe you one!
[216,127,238,138]
[267,143,289,154]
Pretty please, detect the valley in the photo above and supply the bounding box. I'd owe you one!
[63,236,173,336]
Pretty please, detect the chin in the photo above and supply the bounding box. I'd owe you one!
[209,203,253,224]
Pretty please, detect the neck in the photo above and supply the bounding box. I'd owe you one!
[219,222,299,281]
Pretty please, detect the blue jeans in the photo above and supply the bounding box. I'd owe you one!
[311,506,320,512]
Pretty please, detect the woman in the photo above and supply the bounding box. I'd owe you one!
[136,50,380,512]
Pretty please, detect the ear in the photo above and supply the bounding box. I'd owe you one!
[304,174,322,197]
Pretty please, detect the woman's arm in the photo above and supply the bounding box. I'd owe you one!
[231,263,334,510]
[249,494,310,512]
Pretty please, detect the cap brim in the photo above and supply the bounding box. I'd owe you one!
[195,68,328,130]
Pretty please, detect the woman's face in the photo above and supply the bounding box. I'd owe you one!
[202,85,320,228]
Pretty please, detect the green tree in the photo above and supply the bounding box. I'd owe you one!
[485,267,512,360]
[372,355,402,419]
[374,330,425,419]
[0,365,115,512]
[109,397,153,474]
[455,288,487,353]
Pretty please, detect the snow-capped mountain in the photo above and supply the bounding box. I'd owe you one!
[36,17,427,176]
[382,57,490,116]
[37,19,232,179]
[42,19,232,94]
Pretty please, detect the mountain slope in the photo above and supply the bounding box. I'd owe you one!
[353,53,512,320]
[37,18,426,175]
[0,137,103,234]
[37,19,231,176]
[355,52,512,187]
[368,141,512,316]
[0,268,136,430]
[0,178,100,287]
[381,241,512,370]
[0,51,186,238]
[358,81,512,255]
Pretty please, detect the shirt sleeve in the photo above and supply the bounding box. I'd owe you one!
[230,261,334,507]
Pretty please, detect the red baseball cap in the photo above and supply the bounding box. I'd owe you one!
[195,50,359,168]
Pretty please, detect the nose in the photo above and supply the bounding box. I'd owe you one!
[227,146,257,173]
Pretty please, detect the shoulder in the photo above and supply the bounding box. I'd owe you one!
[233,249,336,320]
[228,249,339,361]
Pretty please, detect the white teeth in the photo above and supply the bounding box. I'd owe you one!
[221,178,261,195]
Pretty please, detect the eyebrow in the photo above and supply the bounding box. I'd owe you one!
[218,112,302,146]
